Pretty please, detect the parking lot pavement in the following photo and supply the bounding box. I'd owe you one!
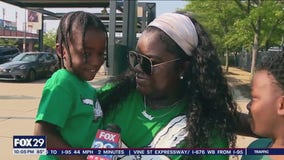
[0,79,44,160]
[0,70,109,160]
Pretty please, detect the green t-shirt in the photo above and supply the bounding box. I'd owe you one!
[100,84,229,160]
[241,138,272,160]
[36,69,102,160]
[103,89,186,148]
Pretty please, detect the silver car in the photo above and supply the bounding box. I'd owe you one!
[0,52,59,82]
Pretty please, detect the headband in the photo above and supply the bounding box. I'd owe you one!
[148,13,198,56]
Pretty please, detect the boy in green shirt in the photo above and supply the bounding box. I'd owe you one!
[34,11,107,160]
[242,53,284,160]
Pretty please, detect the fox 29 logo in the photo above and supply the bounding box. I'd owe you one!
[13,136,46,148]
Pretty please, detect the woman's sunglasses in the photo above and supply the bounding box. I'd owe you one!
[128,51,181,75]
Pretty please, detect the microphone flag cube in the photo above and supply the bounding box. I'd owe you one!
[87,129,121,160]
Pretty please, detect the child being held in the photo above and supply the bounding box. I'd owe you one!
[34,11,107,160]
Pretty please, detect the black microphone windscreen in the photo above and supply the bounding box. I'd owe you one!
[105,123,121,133]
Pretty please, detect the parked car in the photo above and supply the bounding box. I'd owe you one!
[0,47,20,64]
[0,52,59,82]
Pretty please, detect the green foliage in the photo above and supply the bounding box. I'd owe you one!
[233,0,284,50]
[185,0,243,55]
[183,0,284,53]
[0,38,17,47]
[182,0,284,73]
[43,29,56,51]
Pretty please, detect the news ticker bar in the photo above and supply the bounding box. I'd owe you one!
[12,148,284,155]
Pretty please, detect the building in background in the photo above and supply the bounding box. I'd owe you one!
[0,19,17,31]
[0,10,39,52]
[27,10,42,33]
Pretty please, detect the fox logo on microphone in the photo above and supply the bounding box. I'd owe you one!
[92,130,120,148]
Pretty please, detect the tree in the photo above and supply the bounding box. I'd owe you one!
[183,0,242,72]
[43,29,56,52]
[233,0,284,74]
[0,38,17,47]
[183,0,284,74]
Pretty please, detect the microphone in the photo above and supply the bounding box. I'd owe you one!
[87,124,121,160]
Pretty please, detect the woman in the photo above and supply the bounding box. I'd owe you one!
[98,12,238,160]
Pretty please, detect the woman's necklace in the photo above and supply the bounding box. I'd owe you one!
[141,96,183,120]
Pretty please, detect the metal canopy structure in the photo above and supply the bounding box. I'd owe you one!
[2,0,110,18]
[1,0,109,8]
[1,0,156,76]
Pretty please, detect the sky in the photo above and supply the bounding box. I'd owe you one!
[0,0,188,32]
